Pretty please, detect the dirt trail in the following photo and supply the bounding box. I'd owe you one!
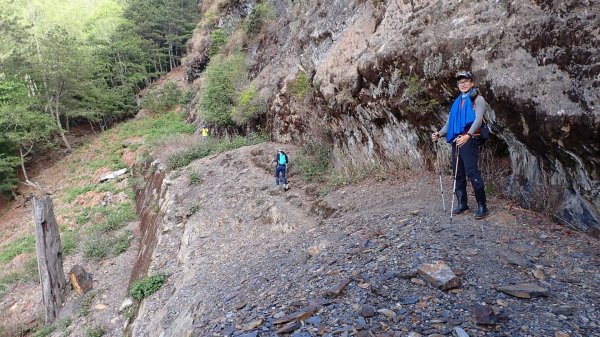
[132,142,600,337]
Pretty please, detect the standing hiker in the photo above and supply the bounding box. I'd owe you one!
[431,70,489,219]
[201,126,209,143]
[274,148,289,191]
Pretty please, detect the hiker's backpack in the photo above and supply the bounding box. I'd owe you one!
[469,89,491,145]
[278,152,287,165]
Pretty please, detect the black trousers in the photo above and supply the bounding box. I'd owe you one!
[451,138,485,197]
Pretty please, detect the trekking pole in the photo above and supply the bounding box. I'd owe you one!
[450,142,460,222]
[435,141,446,212]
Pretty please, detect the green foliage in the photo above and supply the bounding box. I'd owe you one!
[199,53,247,126]
[79,292,96,317]
[189,204,199,215]
[245,2,275,36]
[296,143,331,183]
[140,81,183,113]
[130,273,166,300]
[0,235,35,263]
[209,29,227,56]
[188,172,202,185]
[403,75,439,115]
[166,135,267,169]
[61,229,78,256]
[63,185,97,203]
[33,324,55,337]
[289,71,311,98]
[84,325,105,337]
[116,112,195,144]
[231,85,266,126]
[0,256,39,298]
[93,203,137,232]
[82,230,133,260]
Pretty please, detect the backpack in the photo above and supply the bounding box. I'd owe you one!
[278,152,287,165]
[470,89,491,145]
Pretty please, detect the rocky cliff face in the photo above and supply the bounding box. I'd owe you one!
[187,0,599,235]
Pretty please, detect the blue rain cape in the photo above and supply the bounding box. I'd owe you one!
[446,89,476,143]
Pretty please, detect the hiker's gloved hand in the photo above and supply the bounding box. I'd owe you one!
[431,132,440,142]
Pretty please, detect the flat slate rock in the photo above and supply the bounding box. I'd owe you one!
[496,283,549,298]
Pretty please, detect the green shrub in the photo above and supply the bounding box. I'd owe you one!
[0,235,35,263]
[130,273,166,300]
[296,143,331,183]
[95,203,137,232]
[82,230,132,260]
[140,81,183,113]
[61,229,78,256]
[403,75,439,115]
[289,71,311,98]
[63,185,96,203]
[231,84,266,126]
[111,230,133,256]
[84,325,104,337]
[245,2,275,36]
[189,204,199,215]
[33,324,55,337]
[209,29,227,56]
[189,172,201,185]
[198,53,247,126]
[79,292,96,317]
[0,256,39,296]
[165,135,267,169]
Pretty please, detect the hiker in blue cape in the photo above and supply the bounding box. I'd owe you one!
[432,71,488,219]
[273,148,289,191]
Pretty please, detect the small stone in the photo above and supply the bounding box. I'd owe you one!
[307,245,320,256]
[454,326,470,337]
[555,332,570,337]
[119,298,133,312]
[496,283,549,298]
[411,278,426,286]
[276,321,301,334]
[241,318,263,331]
[407,332,422,337]
[400,296,420,305]
[501,251,533,267]
[553,305,575,316]
[358,304,376,318]
[377,309,396,319]
[95,304,107,310]
[324,278,352,297]
[533,267,546,280]
[417,261,462,290]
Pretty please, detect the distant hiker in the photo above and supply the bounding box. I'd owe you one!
[432,70,489,219]
[201,126,209,143]
[274,149,289,191]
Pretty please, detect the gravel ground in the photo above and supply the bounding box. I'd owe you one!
[130,142,600,337]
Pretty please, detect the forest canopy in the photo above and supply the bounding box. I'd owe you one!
[0,0,199,196]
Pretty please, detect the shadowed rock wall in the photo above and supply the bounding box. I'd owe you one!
[190,0,599,235]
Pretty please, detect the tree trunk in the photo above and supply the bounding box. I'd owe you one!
[19,147,30,183]
[33,196,67,323]
[53,98,72,152]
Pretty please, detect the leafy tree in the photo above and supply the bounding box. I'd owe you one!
[0,77,55,187]
[199,53,247,126]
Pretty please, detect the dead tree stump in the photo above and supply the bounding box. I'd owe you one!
[33,195,67,323]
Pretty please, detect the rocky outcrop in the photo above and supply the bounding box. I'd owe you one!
[189,1,599,235]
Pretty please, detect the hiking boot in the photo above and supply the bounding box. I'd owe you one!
[284,184,288,191]
[452,190,469,215]
[474,203,488,219]
[474,188,487,219]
